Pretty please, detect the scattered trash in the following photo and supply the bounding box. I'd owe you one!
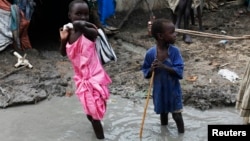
[221,30,227,34]
[65,91,73,97]
[209,61,220,67]
[219,63,230,68]
[238,10,244,14]
[186,76,198,82]
[218,40,228,44]
[218,69,239,83]
[13,51,33,69]
[108,99,117,104]
[219,2,225,6]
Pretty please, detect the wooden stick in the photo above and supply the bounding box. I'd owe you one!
[0,65,26,80]
[175,28,250,40]
[219,63,230,68]
[139,71,155,138]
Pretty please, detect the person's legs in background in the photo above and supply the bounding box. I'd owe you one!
[88,0,102,28]
[97,0,118,34]
[247,0,250,12]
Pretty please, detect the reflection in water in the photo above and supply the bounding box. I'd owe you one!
[104,96,242,141]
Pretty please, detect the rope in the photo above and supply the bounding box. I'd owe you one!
[175,28,250,40]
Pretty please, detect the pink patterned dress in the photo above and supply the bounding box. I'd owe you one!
[66,35,112,120]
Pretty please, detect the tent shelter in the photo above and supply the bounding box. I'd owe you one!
[1,0,171,49]
[1,0,247,51]
[0,0,74,51]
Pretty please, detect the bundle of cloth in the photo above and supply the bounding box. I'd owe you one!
[0,0,13,51]
[0,0,35,52]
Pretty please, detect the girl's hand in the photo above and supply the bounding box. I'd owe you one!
[59,27,69,41]
[85,21,98,29]
[73,21,98,31]
[72,21,98,42]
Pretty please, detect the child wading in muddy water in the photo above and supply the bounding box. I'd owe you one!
[141,18,185,133]
[59,0,112,139]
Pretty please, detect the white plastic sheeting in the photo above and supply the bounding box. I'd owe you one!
[218,69,240,83]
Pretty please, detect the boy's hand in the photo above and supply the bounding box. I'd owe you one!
[152,59,165,69]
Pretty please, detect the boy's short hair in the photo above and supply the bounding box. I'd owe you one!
[151,18,173,40]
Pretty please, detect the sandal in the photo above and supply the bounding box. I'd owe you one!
[104,25,119,31]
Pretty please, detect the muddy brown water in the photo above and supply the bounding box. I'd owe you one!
[0,95,243,141]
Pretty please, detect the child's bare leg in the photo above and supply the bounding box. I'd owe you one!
[183,0,193,44]
[91,119,105,139]
[172,113,184,133]
[86,115,104,139]
[160,113,168,125]
[86,115,93,122]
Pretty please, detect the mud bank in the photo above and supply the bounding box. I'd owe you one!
[0,38,239,111]
[1,3,250,110]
